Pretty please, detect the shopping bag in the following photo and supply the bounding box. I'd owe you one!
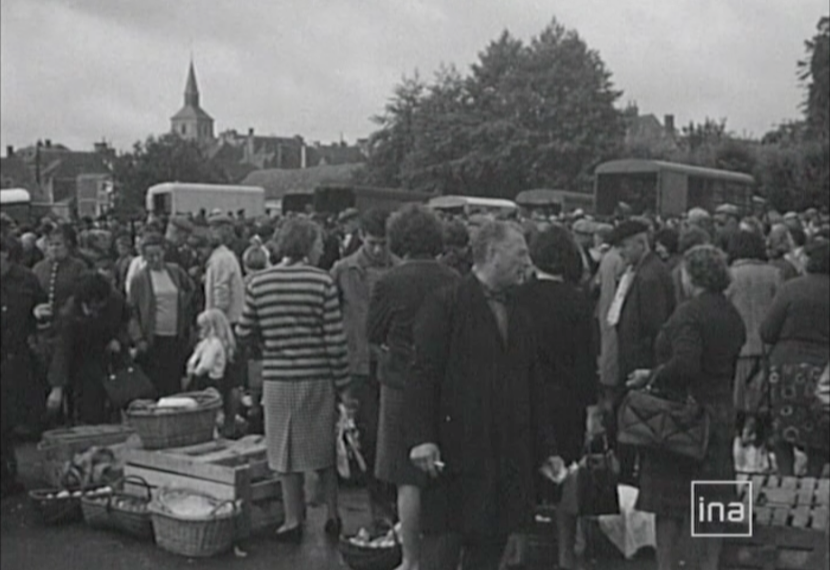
[102,358,156,409]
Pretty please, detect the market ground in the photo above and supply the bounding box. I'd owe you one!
[1,443,656,570]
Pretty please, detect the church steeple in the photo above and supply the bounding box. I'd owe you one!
[170,59,214,142]
[184,60,200,108]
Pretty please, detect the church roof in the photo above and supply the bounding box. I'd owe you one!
[171,105,214,121]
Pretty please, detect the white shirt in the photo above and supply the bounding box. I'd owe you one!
[187,337,227,380]
[125,256,147,296]
[606,266,636,327]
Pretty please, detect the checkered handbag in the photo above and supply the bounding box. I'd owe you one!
[617,385,711,461]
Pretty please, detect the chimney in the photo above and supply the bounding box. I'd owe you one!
[300,144,307,169]
[45,139,52,148]
[664,114,675,134]
[248,128,254,137]
[6,145,13,158]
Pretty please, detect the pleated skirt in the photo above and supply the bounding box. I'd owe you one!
[262,379,336,474]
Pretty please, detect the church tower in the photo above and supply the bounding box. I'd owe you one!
[170,61,214,141]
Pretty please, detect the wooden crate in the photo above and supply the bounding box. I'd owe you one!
[722,475,829,570]
[122,435,282,539]
[37,425,136,488]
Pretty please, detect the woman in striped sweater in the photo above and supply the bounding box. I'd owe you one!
[236,218,350,543]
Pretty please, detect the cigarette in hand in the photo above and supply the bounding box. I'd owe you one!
[434,460,445,470]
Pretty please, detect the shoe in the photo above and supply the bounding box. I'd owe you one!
[274,523,303,544]
[324,516,343,538]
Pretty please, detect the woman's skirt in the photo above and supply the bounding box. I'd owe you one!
[770,362,829,452]
[262,379,336,474]
[375,385,426,487]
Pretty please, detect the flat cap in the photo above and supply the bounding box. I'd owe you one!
[715,203,740,216]
[608,220,649,246]
[572,219,597,235]
[337,208,359,223]
[207,212,233,226]
[687,207,711,222]
[169,216,195,232]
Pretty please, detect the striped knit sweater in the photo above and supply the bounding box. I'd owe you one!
[236,264,350,387]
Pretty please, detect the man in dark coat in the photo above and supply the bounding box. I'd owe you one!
[603,220,675,482]
[406,221,562,570]
[1,236,47,497]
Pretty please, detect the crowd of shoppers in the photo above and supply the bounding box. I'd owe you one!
[1,201,828,570]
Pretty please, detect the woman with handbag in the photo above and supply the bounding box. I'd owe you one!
[127,232,195,397]
[47,272,132,425]
[626,245,746,570]
[760,240,830,476]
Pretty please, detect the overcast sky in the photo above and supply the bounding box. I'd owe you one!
[1,0,826,153]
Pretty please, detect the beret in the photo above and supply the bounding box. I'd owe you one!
[608,220,649,246]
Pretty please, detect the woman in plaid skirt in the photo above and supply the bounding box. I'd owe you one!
[236,218,350,543]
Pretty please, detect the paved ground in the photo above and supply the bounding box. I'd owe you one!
[1,442,657,570]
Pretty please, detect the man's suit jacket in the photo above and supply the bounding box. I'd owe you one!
[616,251,675,385]
[405,274,557,537]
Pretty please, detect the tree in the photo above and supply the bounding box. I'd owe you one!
[799,16,829,141]
[111,134,227,214]
[361,18,625,197]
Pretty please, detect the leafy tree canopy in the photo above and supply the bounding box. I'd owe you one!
[360,18,625,198]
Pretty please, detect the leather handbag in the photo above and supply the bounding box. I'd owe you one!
[102,356,157,409]
[617,384,711,462]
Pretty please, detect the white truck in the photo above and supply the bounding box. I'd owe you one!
[146,183,266,218]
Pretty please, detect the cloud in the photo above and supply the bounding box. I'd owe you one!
[1,0,826,151]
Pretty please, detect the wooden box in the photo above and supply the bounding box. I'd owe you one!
[122,435,282,539]
[721,475,829,569]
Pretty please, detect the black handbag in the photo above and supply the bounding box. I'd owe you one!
[617,383,710,462]
[577,435,620,517]
[102,356,156,409]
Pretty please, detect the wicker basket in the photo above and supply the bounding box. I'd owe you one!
[149,489,238,558]
[125,390,221,450]
[339,536,402,570]
[81,476,153,540]
[29,486,107,525]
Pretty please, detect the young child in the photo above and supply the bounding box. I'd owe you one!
[186,308,236,392]
[240,242,269,434]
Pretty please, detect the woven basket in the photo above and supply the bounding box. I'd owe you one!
[81,476,153,540]
[149,489,238,558]
[339,536,402,570]
[29,486,106,525]
[125,390,221,450]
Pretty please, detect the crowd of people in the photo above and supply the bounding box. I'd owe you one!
[1,200,829,570]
